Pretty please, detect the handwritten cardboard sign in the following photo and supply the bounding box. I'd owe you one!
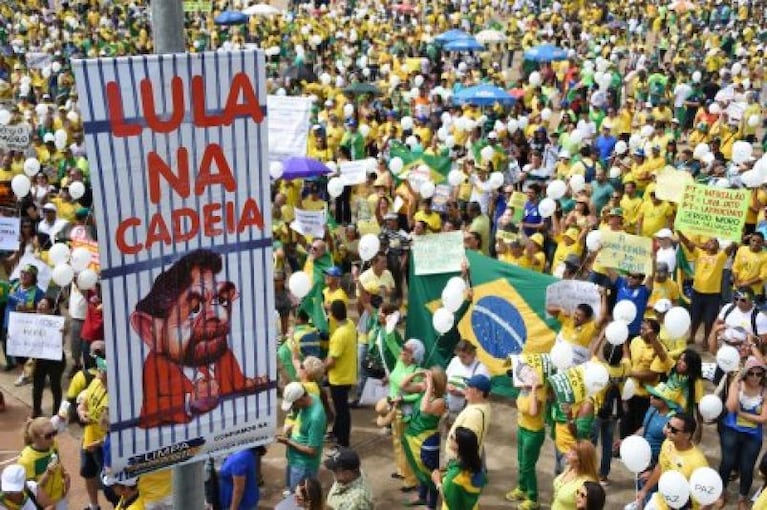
[290,208,326,239]
[674,183,749,241]
[595,231,653,275]
[545,280,602,318]
[7,312,65,361]
[0,124,31,151]
[412,231,464,275]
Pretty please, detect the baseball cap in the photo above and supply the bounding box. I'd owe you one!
[383,212,398,221]
[42,203,57,212]
[324,266,343,277]
[324,447,361,471]
[645,382,680,410]
[654,228,674,239]
[564,253,581,268]
[21,264,38,276]
[734,286,755,301]
[529,233,544,247]
[102,473,138,487]
[608,207,623,217]
[345,118,358,128]
[281,381,306,412]
[465,374,491,393]
[653,298,672,314]
[633,148,645,157]
[1,465,25,492]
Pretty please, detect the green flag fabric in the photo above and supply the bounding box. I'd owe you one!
[388,141,452,184]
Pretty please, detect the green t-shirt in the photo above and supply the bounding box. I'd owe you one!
[287,395,327,470]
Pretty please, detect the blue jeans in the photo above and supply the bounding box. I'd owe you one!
[591,417,616,478]
[287,464,317,492]
[719,426,763,497]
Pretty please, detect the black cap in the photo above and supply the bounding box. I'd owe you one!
[323,447,360,471]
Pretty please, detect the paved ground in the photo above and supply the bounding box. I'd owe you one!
[0,355,737,509]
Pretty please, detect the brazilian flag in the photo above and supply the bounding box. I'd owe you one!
[299,251,332,334]
[388,141,452,184]
[406,251,560,397]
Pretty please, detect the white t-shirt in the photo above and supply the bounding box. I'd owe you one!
[718,303,767,335]
[445,356,490,413]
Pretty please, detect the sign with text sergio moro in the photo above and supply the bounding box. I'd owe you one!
[72,50,277,478]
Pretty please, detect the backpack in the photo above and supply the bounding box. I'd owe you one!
[204,457,222,510]
[721,303,759,335]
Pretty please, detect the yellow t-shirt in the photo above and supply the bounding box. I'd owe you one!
[656,440,709,509]
[621,195,643,231]
[82,377,109,448]
[516,388,546,431]
[551,238,583,276]
[323,286,349,335]
[558,315,598,350]
[327,319,357,385]
[413,210,442,232]
[518,251,546,272]
[648,279,681,311]
[359,268,395,296]
[732,246,767,295]
[18,445,67,501]
[301,197,326,211]
[691,249,728,294]
[137,469,172,504]
[639,200,673,238]
[628,337,674,396]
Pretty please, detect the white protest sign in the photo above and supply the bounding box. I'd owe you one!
[412,231,464,275]
[545,280,602,318]
[290,208,326,238]
[25,52,53,70]
[0,124,31,151]
[7,312,65,361]
[339,158,374,186]
[267,95,312,162]
[0,217,20,251]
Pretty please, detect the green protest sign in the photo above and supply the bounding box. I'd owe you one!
[674,183,749,241]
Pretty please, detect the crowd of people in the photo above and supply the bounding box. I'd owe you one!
[2,0,767,508]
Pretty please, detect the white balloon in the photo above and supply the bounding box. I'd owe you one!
[359,124,370,138]
[23,158,41,177]
[692,71,702,83]
[517,116,529,129]
[709,103,721,115]
[605,320,629,345]
[343,103,354,118]
[327,177,345,198]
[615,140,628,155]
[52,263,75,287]
[446,276,467,294]
[699,394,724,422]
[716,344,740,372]
[585,230,601,251]
[441,285,464,313]
[538,197,556,218]
[419,180,436,199]
[320,72,332,85]
[269,161,284,180]
[389,157,404,174]
[748,114,760,128]
[693,143,710,160]
[69,181,86,200]
[528,71,542,87]
[0,109,10,125]
[480,145,495,163]
[741,169,761,188]
[732,141,753,164]
[507,119,519,133]
[288,271,312,299]
[541,107,553,121]
[445,135,456,148]
[48,243,71,266]
[665,306,691,338]
[613,300,638,324]
[432,307,455,334]
[622,377,637,400]
[414,75,424,87]
[689,467,723,506]
[569,174,586,193]
[448,170,464,187]
[70,247,92,272]
[609,166,622,179]
[488,172,504,190]
[76,268,99,290]
[401,116,414,130]
[640,124,655,138]
[550,342,574,370]
[546,179,567,200]
[658,470,690,509]
[437,127,448,141]
[11,174,30,198]
[359,233,381,262]
[620,435,652,473]
[583,361,609,395]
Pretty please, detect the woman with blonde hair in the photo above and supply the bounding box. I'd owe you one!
[401,366,448,508]
[17,417,70,509]
[551,440,599,510]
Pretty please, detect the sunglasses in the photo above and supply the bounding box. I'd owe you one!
[666,423,683,434]
[43,430,58,440]
[747,370,765,377]
[736,297,751,303]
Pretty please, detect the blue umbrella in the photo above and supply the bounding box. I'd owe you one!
[434,29,471,44]
[443,37,485,52]
[281,157,332,180]
[453,85,515,106]
[214,10,248,25]
[524,43,569,62]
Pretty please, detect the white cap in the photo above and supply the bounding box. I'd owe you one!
[281,381,306,412]
[42,202,57,212]
[558,149,571,159]
[1,465,26,492]
[654,228,674,239]
[653,299,672,314]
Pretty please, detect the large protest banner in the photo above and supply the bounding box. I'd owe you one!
[595,231,653,275]
[675,183,749,241]
[412,231,464,275]
[266,95,312,163]
[73,51,276,479]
